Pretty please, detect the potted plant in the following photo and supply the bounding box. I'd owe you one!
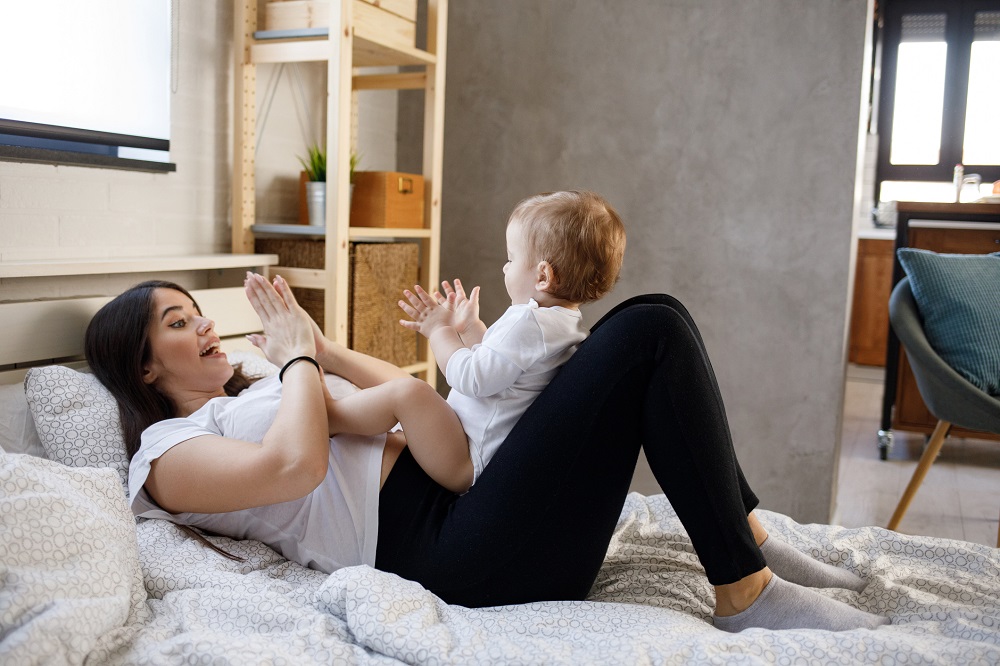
[299,144,327,183]
[298,146,359,226]
[299,145,326,226]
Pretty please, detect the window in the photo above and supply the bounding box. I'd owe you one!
[876,0,1000,192]
[0,0,174,173]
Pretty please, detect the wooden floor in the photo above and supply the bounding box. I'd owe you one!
[833,364,1000,548]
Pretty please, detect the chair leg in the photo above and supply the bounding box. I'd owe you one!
[887,419,952,531]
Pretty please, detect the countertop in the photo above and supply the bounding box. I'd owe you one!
[857,226,896,241]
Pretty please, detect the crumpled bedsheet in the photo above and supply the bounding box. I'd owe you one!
[39,493,1000,664]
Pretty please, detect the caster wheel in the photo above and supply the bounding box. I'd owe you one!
[877,430,893,460]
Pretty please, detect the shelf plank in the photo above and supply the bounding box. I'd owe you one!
[252,38,333,63]
[353,32,436,66]
[252,223,327,238]
[0,254,279,279]
[349,227,432,240]
[271,265,327,290]
[353,71,426,90]
[250,32,435,67]
[253,28,328,40]
[253,224,431,240]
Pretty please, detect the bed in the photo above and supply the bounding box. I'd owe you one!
[1,288,999,665]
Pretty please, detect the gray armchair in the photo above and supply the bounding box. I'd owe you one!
[886,277,1000,547]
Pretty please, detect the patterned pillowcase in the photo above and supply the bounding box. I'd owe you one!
[22,352,277,496]
[24,365,129,493]
[897,248,1000,396]
[0,454,146,664]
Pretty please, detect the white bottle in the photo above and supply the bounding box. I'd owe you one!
[953,164,964,202]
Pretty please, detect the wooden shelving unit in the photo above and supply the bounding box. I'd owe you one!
[232,0,447,385]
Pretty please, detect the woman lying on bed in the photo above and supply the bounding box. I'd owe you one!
[84,275,888,633]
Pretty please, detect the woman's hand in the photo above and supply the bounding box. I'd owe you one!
[399,284,455,338]
[244,273,317,366]
[306,300,343,370]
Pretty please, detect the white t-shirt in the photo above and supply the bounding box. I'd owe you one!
[446,299,587,481]
[128,374,384,574]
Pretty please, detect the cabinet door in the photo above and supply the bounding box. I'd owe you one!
[848,239,894,366]
[892,226,1000,441]
[908,227,1000,254]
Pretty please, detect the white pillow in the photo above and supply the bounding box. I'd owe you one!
[0,382,44,457]
[24,366,129,493]
[0,454,147,663]
[227,349,279,378]
[23,355,276,494]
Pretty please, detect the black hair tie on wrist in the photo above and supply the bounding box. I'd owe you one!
[278,356,322,383]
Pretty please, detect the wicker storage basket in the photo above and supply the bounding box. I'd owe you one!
[349,243,419,367]
[254,237,326,327]
[253,238,419,366]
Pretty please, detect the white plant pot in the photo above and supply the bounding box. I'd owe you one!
[305,181,325,226]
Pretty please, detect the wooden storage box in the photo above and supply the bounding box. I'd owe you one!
[350,171,425,229]
[253,237,419,367]
[264,0,417,51]
[264,1,328,30]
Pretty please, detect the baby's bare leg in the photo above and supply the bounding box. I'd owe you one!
[328,377,473,493]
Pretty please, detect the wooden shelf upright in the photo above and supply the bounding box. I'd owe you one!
[232,0,447,385]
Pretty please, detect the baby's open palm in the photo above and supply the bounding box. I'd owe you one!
[442,279,481,337]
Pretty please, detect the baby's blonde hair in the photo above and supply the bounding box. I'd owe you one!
[508,191,626,304]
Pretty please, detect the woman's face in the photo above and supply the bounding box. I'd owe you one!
[143,288,233,403]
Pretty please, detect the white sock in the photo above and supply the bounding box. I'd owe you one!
[713,574,890,633]
[759,536,868,592]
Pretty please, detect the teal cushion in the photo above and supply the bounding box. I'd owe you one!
[897,248,1000,396]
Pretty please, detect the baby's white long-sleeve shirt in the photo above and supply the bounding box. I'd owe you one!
[445,299,587,482]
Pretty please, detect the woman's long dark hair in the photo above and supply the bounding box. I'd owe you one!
[85,280,255,462]
[85,280,256,562]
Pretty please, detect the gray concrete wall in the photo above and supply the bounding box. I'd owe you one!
[439,0,870,522]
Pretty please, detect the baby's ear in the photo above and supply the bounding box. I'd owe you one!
[535,261,557,292]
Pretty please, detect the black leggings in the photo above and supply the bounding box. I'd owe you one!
[374,294,765,607]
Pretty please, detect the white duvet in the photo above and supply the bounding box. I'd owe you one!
[2,453,999,665]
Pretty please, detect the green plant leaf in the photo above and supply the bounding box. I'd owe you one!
[298,144,326,181]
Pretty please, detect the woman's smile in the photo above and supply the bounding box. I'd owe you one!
[199,340,226,359]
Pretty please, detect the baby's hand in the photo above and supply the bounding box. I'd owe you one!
[399,284,454,337]
[443,279,482,338]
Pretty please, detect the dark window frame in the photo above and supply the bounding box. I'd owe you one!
[0,119,175,174]
[876,0,1000,187]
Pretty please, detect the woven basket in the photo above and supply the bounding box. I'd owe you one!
[253,238,419,366]
[349,243,419,367]
[254,237,326,327]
